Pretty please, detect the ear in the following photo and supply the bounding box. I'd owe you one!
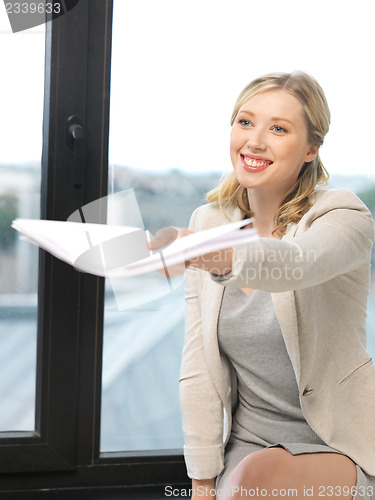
[303,145,319,163]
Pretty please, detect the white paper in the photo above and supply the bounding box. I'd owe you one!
[11,217,258,278]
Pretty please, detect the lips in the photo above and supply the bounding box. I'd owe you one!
[241,155,273,172]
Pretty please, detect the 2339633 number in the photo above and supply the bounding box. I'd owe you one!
[5,2,61,15]
[318,485,374,497]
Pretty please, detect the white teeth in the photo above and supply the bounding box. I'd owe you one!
[244,157,271,167]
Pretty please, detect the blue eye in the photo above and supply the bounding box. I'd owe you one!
[273,125,287,133]
[238,119,252,126]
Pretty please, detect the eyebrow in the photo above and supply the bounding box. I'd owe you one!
[238,110,295,125]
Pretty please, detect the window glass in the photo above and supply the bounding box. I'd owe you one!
[0,17,45,431]
[101,0,375,452]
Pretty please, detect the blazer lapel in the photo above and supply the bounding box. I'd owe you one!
[271,221,301,385]
[201,276,229,403]
[200,204,244,404]
[271,291,301,385]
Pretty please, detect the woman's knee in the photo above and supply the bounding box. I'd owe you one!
[221,448,358,500]
[225,447,290,491]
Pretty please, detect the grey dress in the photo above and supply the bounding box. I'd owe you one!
[216,286,374,500]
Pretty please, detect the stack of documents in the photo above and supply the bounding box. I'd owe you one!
[11,218,258,278]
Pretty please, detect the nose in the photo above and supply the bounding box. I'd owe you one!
[246,128,267,151]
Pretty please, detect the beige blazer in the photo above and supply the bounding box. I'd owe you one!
[180,189,375,479]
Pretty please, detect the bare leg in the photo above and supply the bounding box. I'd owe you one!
[218,447,357,500]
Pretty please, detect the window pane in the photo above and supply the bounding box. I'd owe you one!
[101,0,375,452]
[0,21,45,431]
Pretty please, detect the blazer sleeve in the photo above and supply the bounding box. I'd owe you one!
[179,207,226,480]
[210,190,375,291]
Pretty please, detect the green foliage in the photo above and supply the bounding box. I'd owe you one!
[0,194,18,251]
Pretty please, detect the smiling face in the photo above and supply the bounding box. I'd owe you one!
[230,89,318,197]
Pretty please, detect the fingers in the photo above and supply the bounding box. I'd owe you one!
[147,226,190,278]
[178,228,195,237]
[148,226,194,251]
[147,226,179,251]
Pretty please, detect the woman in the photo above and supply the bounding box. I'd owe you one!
[150,72,375,499]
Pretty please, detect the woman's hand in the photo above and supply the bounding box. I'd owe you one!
[191,478,217,499]
[187,246,233,276]
[148,226,233,276]
[147,226,194,252]
[147,226,194,278]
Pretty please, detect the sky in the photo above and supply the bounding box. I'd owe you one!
[1,0,375,177]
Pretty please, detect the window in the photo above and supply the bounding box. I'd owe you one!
[0,21,44,435]
[0,0,374,496]
[0,1,189,494]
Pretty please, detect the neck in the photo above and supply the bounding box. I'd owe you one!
[247,187,285,238]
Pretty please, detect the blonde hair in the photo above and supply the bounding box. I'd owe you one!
[206,71,331,235]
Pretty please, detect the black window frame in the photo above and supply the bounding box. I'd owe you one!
[0,0,189,495]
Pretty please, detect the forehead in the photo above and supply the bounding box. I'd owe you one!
[239,89,305,122]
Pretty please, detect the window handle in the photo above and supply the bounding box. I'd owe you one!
[66,116,86,188]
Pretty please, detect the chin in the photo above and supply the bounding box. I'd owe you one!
[234,170,266,189]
